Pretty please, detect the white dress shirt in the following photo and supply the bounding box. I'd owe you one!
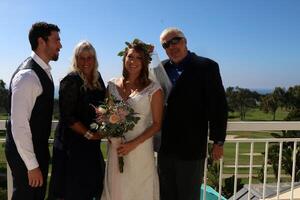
[10,52,52,170]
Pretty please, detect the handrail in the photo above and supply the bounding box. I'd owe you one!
[1,120,300,132]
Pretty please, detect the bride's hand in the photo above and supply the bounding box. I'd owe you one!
[117,141,138,156]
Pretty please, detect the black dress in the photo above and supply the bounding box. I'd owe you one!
[48,72,106,200]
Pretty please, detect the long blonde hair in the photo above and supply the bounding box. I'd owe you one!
[70,40,101,90]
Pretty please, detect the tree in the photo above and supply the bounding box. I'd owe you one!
[222,175,243,198]
[261,95,278,120]
[285,85,300,110]
[207,162,220,190]
[206,144,244,198]
[265,132,300,181]
[226,86,259,120]
[259,110,300,182]
[285,109,300,121]
[0,80,9,113]
[207,144,221,190]
[260,87,286,120]
[273,87,286,109]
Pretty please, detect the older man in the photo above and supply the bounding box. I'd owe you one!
[157,27,228,200]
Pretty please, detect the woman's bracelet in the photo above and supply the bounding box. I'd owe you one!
[84,130,93,140]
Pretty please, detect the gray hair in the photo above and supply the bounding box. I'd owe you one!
[70,40,102,90]
[160,27,186,43]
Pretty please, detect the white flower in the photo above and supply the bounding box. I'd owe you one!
[98,107,107,114]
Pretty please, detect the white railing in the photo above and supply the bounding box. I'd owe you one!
[1,120,300,200]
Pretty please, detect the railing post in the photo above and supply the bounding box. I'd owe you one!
[291,141,297,200]
[218,158,223,200]
[7,163,12,200]
[233,142,239,200]
[276,142,283,200]
[203,144,209,200]
[247,142,254,200]
[203,157,208,200]
[262,141,269,200]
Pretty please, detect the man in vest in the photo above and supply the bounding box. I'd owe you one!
[5,22,62,199]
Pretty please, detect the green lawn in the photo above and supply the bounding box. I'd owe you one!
[0,142,6,164]
[229,107,289,121]
[223,142,265,165]
[227,130,277,138]
[0,112,7,120]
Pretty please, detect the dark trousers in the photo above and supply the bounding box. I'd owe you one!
[5,150,49,200]
[48,147,68,200]
[64,139,105,200]
[158,153,205,200]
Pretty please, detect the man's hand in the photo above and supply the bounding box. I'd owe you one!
[212,144,224,160]
[28,167,43,187]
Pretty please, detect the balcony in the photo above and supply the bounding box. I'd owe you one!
[1,120,300,200]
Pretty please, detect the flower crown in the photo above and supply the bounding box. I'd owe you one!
[118,38,154,63]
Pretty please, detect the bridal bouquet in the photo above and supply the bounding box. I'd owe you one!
[90,95,140,172]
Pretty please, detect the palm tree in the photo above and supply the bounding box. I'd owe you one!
[260,87,286,121]
[261,94,278,120]
[226,86,259,120]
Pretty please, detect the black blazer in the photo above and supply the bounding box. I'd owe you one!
[160,52,228,160]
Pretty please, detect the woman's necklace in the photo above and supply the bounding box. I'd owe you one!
[124,83,138,93]
[122,80,140,98]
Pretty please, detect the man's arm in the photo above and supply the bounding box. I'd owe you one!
[206,61,228,159]
[11,70,44,186]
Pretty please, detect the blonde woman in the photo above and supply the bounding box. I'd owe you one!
[49,41,106,200]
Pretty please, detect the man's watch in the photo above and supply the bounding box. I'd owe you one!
[214,141,224,147]
[84,130,93,140]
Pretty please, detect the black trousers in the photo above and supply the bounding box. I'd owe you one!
[64,139,105,200]
[48,147,68,200]
[5,150,49,200]
[158,153,205,200]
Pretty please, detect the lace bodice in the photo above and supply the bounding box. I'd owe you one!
[108,78,161,141]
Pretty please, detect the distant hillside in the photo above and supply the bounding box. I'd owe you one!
[251,88,272,94]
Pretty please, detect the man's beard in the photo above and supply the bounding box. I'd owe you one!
[52,54,59,61]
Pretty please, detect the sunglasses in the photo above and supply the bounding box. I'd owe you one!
[162,37,183,49]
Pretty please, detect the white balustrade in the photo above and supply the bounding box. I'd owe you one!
[1,120,300,200]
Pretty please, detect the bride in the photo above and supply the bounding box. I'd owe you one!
[101,39,163,200]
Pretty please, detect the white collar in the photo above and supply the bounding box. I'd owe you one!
[30,51,52,72]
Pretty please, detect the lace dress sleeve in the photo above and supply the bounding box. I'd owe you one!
[147,81,162,102]
[59,75,81,126]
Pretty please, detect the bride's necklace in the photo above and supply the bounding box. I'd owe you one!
[120,80,141,99]
[124,82,139,93]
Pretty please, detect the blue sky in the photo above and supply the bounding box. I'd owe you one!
[1,0,299,90]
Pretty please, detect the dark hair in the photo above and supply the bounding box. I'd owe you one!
[122,46,150,87]
[28,22,60,50]
[120,39,153,87]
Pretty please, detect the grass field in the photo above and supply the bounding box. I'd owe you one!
[0,113,7,120]
[229,107,289,121]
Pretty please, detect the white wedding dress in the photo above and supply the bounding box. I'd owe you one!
[101,78,160,200]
